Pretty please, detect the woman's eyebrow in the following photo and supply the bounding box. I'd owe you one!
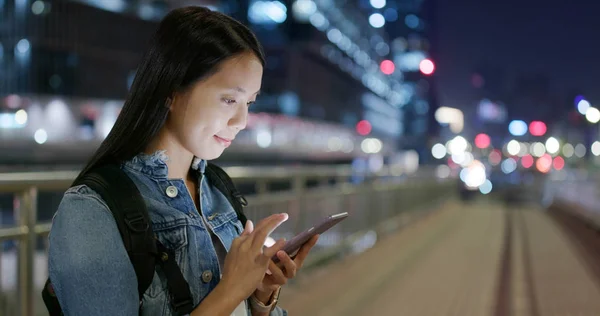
[228,86,261,96]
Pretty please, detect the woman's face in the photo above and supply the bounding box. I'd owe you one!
[166,52,263,161]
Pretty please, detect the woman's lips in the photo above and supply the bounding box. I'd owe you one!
[214,135,233,147]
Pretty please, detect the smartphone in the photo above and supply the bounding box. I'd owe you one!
[271,212,349,264]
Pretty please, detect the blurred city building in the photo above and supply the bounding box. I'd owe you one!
[0,0,438,169]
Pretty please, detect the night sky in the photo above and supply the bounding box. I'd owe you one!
[434,0,600,114]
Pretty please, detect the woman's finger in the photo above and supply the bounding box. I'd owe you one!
[262,238,286,259]
[276,251,297,279]
[293,235,319,268]
[266,260,287,285]
[241,219,254,236]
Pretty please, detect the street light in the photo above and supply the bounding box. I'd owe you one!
[578,100,591,115]
[545,137,560,154]
[585,107,600,123]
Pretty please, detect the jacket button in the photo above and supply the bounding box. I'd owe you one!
[160,252,169,262]
[201,270,213,283]
[166,186,178,198]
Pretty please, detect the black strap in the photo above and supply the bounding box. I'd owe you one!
[156,240,195,315]
[42,279,62,316]
[43,164,160,315]
[43,163,244,315]
[205,163,248,225]
[74,164,158,301]
[77,165,194,315]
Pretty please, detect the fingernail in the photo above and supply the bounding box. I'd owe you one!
[277,250,286,257]
[266,268,272,275]
[280,213,289,221]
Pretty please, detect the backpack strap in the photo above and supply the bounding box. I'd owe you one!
[156,241,195,315]
[43,164,194,316]
[74,164,158,301]
[42,278,63,316]
[204,162,248,226]
[77,165,194,315]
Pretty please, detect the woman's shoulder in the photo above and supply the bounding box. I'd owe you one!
[49,183,132,271]
[48,186,139,315]
[50,184,115,240]
[56,184,112,216]
[63,184,110,207]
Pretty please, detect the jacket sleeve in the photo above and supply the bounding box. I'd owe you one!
[246,299,288,316]
[48,185,139,316]
[270,306,288,316]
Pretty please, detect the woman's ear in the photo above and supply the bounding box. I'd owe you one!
[164,97,173,109]
[167,90,191,112]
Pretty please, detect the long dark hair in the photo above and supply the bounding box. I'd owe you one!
[77,6,265,181]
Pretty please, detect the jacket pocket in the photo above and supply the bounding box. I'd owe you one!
[144,222,189,299]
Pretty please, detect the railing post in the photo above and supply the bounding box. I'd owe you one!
[319,177,329,187]
[366,177,379,229]
[335,175,347,186]
[255,180,269,195]
[0,237,4,315]
[16,187,37,316]
[292,176,306,233]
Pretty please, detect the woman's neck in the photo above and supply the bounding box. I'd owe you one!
[145,130,194,180]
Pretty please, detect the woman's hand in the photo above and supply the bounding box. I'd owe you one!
[254,234,320,299]
[220,214,288,303]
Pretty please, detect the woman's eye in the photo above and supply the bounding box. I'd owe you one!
[247,100,255,106]
[223,98,236,105]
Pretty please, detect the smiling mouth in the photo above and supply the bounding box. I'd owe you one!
[214,135,233,147]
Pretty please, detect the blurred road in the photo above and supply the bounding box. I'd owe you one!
[279,200,600,316]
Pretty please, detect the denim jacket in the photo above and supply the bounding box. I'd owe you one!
[48,151,287,316]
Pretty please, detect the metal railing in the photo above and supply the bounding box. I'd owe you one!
[0,165,454,316]
[544,169,600,228]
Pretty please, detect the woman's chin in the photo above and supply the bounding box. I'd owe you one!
[194,147,226,161]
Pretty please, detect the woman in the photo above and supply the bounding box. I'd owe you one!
[48,6,318,316]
